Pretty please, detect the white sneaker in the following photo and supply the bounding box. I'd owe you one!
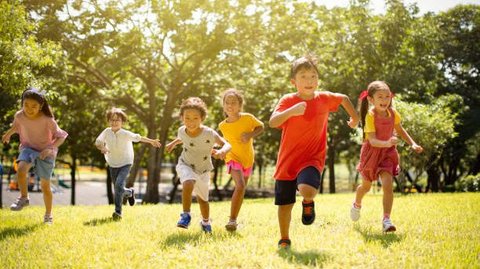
[382,218,396,232]
[44,214,53,225]
[225,220,238,231]
[10,197,29,211]
[350,204,361,221]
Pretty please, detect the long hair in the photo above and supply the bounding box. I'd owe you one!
[359,81,391,136]
[21,87,53,118]
[222,88,244,118]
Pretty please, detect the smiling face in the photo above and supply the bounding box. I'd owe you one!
[368,88,392,113]
[22,98,42,119]
[109,114,124,132]
[291,67,319,99]
[181,108,203,134]
[223,94,242,118]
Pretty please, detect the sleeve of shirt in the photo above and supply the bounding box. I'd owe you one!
[393,109,401,125]
[126,130,141,142]
[364,112,375,134]
[273,95,293,129]
[11,111,22,133]
[48,118,68,139]
[95,129,107,145]
[325,91,344,112]
[247,113,264,128]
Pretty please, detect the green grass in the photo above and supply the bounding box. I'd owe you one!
[1,193,479,268]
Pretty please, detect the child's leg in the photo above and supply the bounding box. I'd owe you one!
[112,166,131,214]
[40,178,52,215]
[379,171,394,218]
[229,169,248,221]
[16,161,32,198]
[297,184,317,201]
[354,179,372,207]
[198,197,210,220]
[182,180,195,212]
[278,204,294,239]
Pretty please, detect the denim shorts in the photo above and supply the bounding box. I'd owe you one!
[274,166,321,205]
[17,147,55,180]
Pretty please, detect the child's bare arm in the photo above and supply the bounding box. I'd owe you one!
[269,102,306,128]
[212,134,231,160]
[2,127,16,144]
[241,125,264,143]
[140,137,162,148]
[340,95,359,128]
[367,133,399,148]
[165,138,182,153]
[394,124,423,153]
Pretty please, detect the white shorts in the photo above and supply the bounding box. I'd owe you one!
[176,163,210,201]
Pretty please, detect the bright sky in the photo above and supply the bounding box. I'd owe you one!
[318,0,480,14]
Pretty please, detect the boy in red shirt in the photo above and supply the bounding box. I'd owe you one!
[269,55,359,249]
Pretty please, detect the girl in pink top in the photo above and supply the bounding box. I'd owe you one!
[2,88,68,224]
[351,81,423,232]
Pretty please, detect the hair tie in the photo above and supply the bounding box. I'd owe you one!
[359,90,368,100]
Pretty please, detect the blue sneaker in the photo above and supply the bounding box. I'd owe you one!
[200,221,212,233]
[177,213,191,228]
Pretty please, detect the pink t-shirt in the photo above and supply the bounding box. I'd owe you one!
[12,111,68,154]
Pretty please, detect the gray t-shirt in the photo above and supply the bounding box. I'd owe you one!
[177,125,218,174]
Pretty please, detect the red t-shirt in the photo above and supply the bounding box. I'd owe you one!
[273,91,343,180]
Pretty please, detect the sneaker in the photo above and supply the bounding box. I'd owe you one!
[278,239,291,249]
[112,212,122,221]
[177,213,191,228]
[225,220,238,232]
[10,197,29,211]
[382,218,397,232]
[44,214,53,225]
[128,188,136,206]
[301,200,315,225]
[200,221,212,233]
[350,204,361,222]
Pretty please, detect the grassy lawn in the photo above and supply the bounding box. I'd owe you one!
[1,193,479,268]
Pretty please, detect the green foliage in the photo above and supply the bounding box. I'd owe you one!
[455,174,480,192]
[0,193,479,268]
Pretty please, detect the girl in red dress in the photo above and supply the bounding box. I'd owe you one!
[351,81,423,232]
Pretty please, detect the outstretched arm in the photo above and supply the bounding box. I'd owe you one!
[269,102,306,128]
[340,95,359,128]
[2,126,16,144]
[394,124,423,153]
[165,137,182,153]
[212,134,231,160]
[140,137,162,148]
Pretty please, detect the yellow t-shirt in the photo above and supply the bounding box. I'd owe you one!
[364,109,401,138]
[218,113,264,168]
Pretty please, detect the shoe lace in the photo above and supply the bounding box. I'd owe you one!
[383,218,393,226]
[303,204,313,215]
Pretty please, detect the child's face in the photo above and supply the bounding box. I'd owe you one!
[223,95,241,117]
[109,114,123,132]
[182,108,203,132]
[22,98,42,119]
[368,89,392,112]
[291,68,319,98]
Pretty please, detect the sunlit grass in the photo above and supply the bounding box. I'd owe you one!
[1,193,479,268]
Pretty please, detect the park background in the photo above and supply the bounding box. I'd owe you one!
[1,1,479,268]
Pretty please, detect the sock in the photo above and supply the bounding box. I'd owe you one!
[201,219,210,225]
[353,202,361,209]
[383,214,390,220]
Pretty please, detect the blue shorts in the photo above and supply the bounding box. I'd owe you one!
[274,166,321,205]
[17,147,55,180]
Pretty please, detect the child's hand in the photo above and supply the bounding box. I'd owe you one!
[2,133,11,144]
[289,102,307,117]
[100,147,109,154]
[240,132,251,143]
[165,141,176,153]
[412,144,423,153]
[212,149,227,160]
[389,136,399,146]
[150,139,162,148]
[347,117,359,128]
[39,148,56,160]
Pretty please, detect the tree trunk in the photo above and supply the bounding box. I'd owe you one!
[126,144,147,188]
[327,141,336,194]
[70,156,77,205]
[212,158,223,201]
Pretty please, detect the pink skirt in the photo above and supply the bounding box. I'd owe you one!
[357,143,399,181]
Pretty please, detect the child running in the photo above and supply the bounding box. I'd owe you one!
[269,55,359,249]
[166,97,231,233]
[95,107,161,221]
[350,81,423,232]
[218,89,264,231]
[2,88,68,224]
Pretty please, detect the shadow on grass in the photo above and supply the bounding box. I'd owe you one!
[354,224,404,248]
[162,230,237,249]
[0,224,41,241]
[83,217,116,226]
[278,249,331,267]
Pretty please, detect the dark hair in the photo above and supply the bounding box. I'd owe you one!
[359,81,392,135]
[290,54,320,79]
[222,88,244,117]
[180,97,207,120]
[106,107,128,122]
[21,87,53,118]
